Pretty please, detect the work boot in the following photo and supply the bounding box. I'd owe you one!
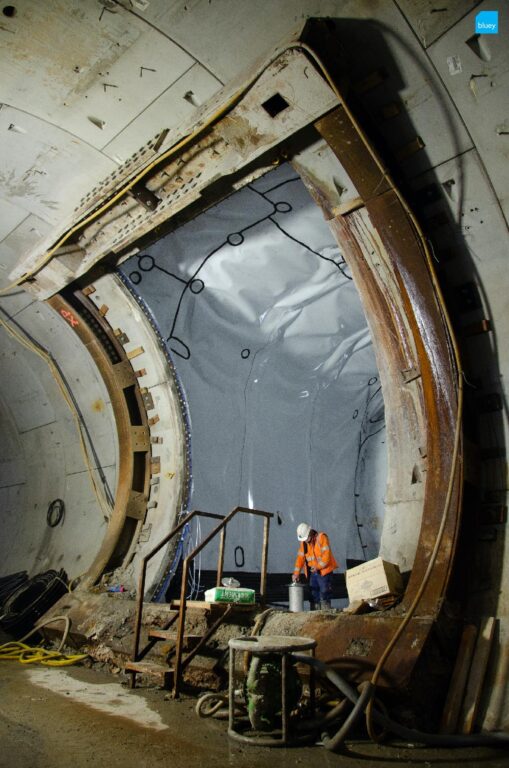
[320,600,331,610]
[309,601,318,611]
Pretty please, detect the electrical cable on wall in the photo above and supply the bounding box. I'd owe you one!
[0,307,114,519]
[0,41,344,295]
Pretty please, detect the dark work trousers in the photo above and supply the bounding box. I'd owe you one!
[309,571,333,605]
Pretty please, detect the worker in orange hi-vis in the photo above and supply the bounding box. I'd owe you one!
[292,523,338,610]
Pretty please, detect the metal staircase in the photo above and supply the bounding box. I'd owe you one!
[125,506,272,697]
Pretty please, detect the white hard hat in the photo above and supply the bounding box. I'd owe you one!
[297,523,311,541]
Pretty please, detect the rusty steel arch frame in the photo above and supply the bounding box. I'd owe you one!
[314,106,462,614]
[291,105,462,686]
[25,41,463,686]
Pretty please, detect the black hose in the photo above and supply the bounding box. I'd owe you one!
[292,654,509,750]
[0,569,68,637]
[320,681,375,751]
[0,571,28,610]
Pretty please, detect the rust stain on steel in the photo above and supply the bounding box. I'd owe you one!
[291,160,335,220]
[92,398,105,412]
[311,614,432,687]
[365,191,462,615]
[315,107,391,202]
[297,105,463,688]
[333,208,460,615]
[263,610,432,688]
[330,212,424,520]
[314,106,461,611]
[222,112,270,154]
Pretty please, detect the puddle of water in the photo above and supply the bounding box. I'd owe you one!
[27,668,168,731]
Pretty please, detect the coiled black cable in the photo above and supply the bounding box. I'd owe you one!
[0,571,28,610]
[0,569,68,638]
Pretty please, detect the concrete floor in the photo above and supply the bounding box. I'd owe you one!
[1,662,508,768]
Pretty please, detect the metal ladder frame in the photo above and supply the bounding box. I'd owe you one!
[131,506,272,696]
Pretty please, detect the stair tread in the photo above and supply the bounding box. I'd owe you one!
[124,660,174,674]
[148,629,203,640]
[169,599,258,611]
[169,600,213,610]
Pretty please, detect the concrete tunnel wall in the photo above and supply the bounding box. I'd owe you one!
[0,295,118,580]
[0,0,508,730]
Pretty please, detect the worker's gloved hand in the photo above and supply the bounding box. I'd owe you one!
[291,573,299,582]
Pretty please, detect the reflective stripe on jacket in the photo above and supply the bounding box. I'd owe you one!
[293,532,338,578]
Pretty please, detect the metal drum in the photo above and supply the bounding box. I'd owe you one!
[288,582,305,612]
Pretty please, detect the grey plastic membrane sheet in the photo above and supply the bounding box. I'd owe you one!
[121,163,386,577]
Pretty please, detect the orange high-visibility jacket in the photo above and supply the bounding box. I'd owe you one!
[293,532,338,579]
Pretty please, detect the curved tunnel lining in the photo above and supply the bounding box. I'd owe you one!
[53,141,459,617]
[31,48,461,643]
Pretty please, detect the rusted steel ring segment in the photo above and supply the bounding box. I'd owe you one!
[290,103,462,687]
[48,292,151,586]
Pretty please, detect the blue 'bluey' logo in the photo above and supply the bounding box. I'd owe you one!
[475,10,499,34]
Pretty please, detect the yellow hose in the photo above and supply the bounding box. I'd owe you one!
[0,641,87,666]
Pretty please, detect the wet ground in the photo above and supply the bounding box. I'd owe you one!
[0,661,508,768]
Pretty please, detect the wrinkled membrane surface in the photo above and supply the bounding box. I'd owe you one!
[121,164,387,576]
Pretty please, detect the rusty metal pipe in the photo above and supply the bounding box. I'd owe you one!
[132,565,147,662]
[216,527,226,587]
[173,557,190,698]
[260,516,270,602]
[185,507,272,564]
[132,509,224,664]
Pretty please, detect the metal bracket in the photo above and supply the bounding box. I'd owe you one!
[129,182,160,212]
[401,366,421,384]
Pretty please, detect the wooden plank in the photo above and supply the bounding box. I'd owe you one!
[458,617,496,734]
[127,346,145,360]
[124,660,173,688]
[440,623,477,734]
[148,629,203,640]
[170,599,213,610]
[169,599,258,612]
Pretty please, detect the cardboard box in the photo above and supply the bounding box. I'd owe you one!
[204,586,255,604]
[345,557,403,602]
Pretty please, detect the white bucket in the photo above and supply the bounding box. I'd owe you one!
[288,582,305,612]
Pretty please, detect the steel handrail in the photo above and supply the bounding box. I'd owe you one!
[173,505,272,696]
[132,509,225,663]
